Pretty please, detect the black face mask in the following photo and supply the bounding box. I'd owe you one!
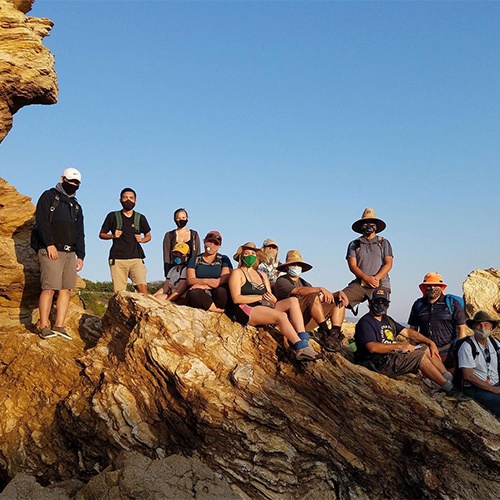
[175,219,188,228]
[361,223,376,236]
[62,181,79,195]
[121,200,135,211]
[370,301,389,316]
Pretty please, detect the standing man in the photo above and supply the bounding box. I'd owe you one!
[257,238,282,290]
[274,250,347,351]
[458,311,500,414]
[343,208,394,314]
[408,272,467,366]
[99,188,151,294]
[34,168,85,340]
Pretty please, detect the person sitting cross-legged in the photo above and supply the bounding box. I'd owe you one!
[228,242,322,362]
[354,288,470,402]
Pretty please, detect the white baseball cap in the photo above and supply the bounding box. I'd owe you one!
[62,167,82,183]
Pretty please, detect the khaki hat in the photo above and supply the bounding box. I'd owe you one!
[466,310,499,329]
[233,242,258,262]
[419,272,447,294]
[172,242,190,255]
[351,208,386,234]
[262,238,278,248]
[276,250,313,273]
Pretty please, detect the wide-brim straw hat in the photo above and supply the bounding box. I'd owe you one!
[276,250,313,273]
[233,242,259,262]
[418,272,448,294]
[351,208,386,234]
[466,310,499,329]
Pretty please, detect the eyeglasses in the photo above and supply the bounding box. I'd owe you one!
[264,245,278,249]
[485,348,491,364]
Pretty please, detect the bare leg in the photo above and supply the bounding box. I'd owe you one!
[329,302,346,327]
[249,306,301,344]
[54,289,71,327]
[136,284,147,294]
[309,295,327,323]
[419,354,447,386]
[39,289,55,327]
[275,297,306,332]
[208,304,225,313]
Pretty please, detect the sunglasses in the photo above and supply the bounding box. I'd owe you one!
[264,245,278,249]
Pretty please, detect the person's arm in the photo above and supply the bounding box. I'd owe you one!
[135,215,151,243]
[135,231,151,243]
[192,230,201,257]
[168,279,188,302]
[365,341,413,354]
[154,281,171,296]
[219,266,231,285]
[99,213,119,240]
[347,257,375,286]
[400,327,440,358]
[186,264,220,288]
[462,368,500,393]
[260,272,277,304]
[374,255,393,282]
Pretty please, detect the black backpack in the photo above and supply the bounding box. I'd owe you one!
[452,336,500,392]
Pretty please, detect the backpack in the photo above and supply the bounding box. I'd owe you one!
[452,336,500,393]
[352,236,386,262]
[30,194,81,252]
[414,294,465,317]
[114,210,141,233]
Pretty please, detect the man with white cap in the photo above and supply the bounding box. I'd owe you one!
[408,272,467,366]
[257,238,282,289]
[342,208,394,314]
[274,250,347,352]
[33,168,85,340]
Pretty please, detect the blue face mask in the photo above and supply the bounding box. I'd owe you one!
[288,266,302,277]
[173,257,183,265]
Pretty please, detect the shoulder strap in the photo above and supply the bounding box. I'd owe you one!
[133,211,141,233]
[48,194,60,223]
[114,211,123,230]
[465,337,478,358]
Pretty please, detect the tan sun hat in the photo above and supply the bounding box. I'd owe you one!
[276,250,313,273]
[233,242,259,262]
[418,272,447,294]
[351,208,386,234]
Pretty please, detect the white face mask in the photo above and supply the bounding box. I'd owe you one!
[287,266,302,277]
[475,327,492,339]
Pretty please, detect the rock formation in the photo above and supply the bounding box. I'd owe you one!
[1,176,500,499]
[0,0,58,142]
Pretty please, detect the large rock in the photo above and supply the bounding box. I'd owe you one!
[463,268,500,319]
[0,0,58,142]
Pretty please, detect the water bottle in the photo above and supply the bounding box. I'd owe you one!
[348,338,357,353]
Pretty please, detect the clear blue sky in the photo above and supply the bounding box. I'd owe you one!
[2,0,499,322]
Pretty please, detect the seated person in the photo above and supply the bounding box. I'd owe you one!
[257,238,282,289]
[153,242,190,304]
[354,288,469,401]
[408,272,467,366]
[186,231,232,313]
[274,250,347,352]
[458,311,500,415]
[228,242,322,362]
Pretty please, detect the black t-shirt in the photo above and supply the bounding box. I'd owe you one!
[101,211,151,260]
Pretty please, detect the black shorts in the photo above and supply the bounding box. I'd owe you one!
[368,346,427,378]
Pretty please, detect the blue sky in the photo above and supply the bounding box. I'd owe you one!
[2,0,499,322]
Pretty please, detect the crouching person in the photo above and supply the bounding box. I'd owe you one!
[228,242,323,362]
[354,289,470,401]
[458,311,500,415]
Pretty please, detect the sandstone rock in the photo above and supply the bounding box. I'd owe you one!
[0,473,82,499]
[463,268,500,321]
[0,0,58,142]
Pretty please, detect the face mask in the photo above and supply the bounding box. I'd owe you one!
[62,181,79,195]
[474,327,492,339]
[173,256,183,265]
[121,200,135,211]
[175,219,188,228]
[288,266,302,277]
[361,223,376,236]
[371,301,389,316]
[425,287,441,300]
[241,255,257,267]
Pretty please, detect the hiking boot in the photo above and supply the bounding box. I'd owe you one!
[295,346,324,362]
[39,327,57,340]
[445,388,472,403]
[51,326,72,340]
[318,333,344,352]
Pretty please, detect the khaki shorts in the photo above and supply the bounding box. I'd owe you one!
[343,281,390,309]
[298,293,342,330]
[369,346,427,378]
[38,249,77,290]
[110,258,147,292]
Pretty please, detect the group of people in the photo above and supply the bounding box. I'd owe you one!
[32,170,500,414]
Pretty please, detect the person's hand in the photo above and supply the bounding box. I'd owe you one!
[206,278,220,288]
[429,343,441,359]
[76,259,84,272]
[114,230,122,239]
[190,284,210,290]
[489,385,500,394]
[337,290,349,307]
[401,343,415,353]
[263,292,277,304]
[366,276,379,288]
[320,288,335,304]
[47,245,58,260]
[134,234,143,242]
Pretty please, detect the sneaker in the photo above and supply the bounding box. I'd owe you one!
[319,332,343,352]
[39,327,57,339]
[295,346,324,362]
[51,326,73,340]
[445,388,472,403]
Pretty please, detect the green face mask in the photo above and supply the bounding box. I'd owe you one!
[241,254,257,267]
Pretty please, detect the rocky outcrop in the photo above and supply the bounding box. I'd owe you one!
[0,0,58,142]
[463,268,500,317]
[2,178,500,498]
